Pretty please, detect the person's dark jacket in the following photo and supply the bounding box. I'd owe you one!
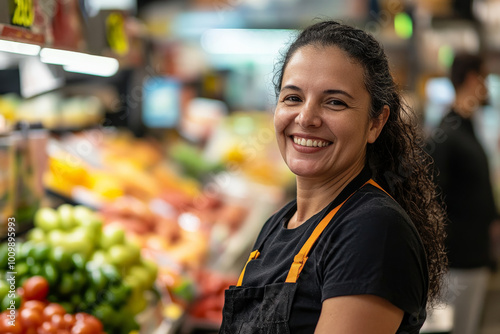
[428,110,498,268]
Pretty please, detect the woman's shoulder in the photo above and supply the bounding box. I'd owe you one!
[337,184,420,240]
[346,183,406,214]
[320,185,428,319]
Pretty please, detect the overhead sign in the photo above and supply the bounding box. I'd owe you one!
[84,10,130,57]
[51,0,85,50]
[9,0,35,28]
[0,24,45,44]
[0,0,45,45]
[106,12,129,56]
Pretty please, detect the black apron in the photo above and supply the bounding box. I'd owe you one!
[219,179,389,334]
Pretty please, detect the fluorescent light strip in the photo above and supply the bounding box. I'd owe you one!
[201,29,296,55]
[40,48,119,77]
[63,63,118,77]
[0,40,41,56]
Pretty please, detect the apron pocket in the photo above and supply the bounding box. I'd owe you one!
[220,283,296,334]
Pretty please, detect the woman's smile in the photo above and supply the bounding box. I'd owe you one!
[291,135,332,148]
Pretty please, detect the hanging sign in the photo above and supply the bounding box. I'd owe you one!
[9,0,35,28]
[51,0,85,50]
[0,0,46,45]
[106,12,129,56]
[0,24,45,44]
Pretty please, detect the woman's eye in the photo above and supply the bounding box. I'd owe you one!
[327,100,348,109]
[283,96,302,103]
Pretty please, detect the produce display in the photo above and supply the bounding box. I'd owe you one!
[99,196,210,268]
[0,113,292,333]
[44,130,204,205]
[0,276,105,334]
[0,94,104,131]
[0,204,158,333]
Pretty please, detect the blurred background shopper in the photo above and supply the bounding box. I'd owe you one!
[429,53,500,334]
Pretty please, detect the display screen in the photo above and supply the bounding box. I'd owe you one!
[142,76,180,128]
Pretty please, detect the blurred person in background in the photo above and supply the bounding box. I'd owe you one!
[428,53,500,334]
[219,20,447,334]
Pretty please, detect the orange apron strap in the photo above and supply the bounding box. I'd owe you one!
[236,250,260,287]
[285,202,343,283]
[285,178,389,283]
[365,179,393,199]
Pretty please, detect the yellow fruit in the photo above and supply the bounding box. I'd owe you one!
[48,156,90,187]
[88,172,124,199]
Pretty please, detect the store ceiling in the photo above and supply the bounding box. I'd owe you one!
[138,0,373,29]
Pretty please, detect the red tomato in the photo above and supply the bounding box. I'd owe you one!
[70,322,95,334]
[24,327,37,334]
[0,311,23,334]
[22,276,50,301]
[51,314,66,329]
[0,312,10,333]
[42,303,66,321]
[22,300,46,314]
[38,321,58,334]
[63,314,76,328]
[19,308,43,328]
[74,313,103,333]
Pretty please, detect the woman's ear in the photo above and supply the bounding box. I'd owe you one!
[367,105,390,144]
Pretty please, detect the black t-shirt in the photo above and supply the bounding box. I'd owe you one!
[428,110,498,268]
[241,168,429,333]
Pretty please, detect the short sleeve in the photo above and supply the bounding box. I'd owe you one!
[319,195,428,315]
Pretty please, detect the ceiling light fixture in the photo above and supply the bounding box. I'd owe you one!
[40,48,119,77]
[0,39,41,56]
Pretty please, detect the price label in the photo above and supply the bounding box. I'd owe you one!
[9,0,34,28]
[106,12,129,56]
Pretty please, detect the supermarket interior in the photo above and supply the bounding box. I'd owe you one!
[1,0,500,333]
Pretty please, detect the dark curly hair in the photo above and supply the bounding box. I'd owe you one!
[274,20,448,306]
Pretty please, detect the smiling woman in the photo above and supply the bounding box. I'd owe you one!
[219,20,447,334]
[274,45,381,188]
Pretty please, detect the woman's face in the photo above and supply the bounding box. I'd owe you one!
[274,45,384,181]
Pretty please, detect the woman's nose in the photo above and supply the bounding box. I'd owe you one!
[296,102,321,128]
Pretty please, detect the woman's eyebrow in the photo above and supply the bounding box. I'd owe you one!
[323,89,354,99]
[281,85,354,100]
[281,84,302,92]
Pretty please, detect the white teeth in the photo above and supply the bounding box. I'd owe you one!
[293,136,330,148]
